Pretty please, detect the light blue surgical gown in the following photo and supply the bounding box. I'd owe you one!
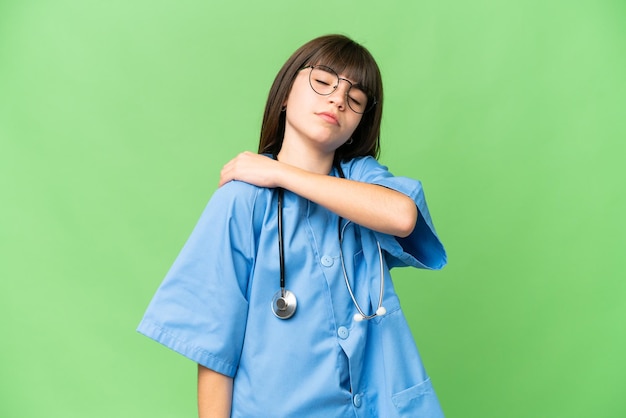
[137,156,447,417]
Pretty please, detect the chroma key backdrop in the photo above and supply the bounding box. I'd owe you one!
[1,0,624,417]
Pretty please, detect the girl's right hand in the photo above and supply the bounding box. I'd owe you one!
[219,152,282,188]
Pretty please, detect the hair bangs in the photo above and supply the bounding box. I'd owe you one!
[306,40,381,99]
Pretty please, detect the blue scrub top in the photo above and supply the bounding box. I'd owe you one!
[137,156,447,417]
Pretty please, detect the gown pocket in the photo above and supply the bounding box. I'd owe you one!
[391,378,444,417]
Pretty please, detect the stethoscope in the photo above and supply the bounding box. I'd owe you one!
[271,165,387,322]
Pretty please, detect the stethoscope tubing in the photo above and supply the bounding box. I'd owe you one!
[338,219,386,321]
[277,187,286,293]
[272,163,386,321]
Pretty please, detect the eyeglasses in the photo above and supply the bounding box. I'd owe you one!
[302,65,377,114]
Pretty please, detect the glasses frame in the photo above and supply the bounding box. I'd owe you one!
[302,65,377,114]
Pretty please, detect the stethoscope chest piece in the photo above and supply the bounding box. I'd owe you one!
[271,289,297,319]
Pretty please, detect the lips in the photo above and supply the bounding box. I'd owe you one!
[317,112,339,125]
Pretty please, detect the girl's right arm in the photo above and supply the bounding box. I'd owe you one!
[197,364,233,418]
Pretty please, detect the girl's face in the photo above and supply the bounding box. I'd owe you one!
[282,66,364,156]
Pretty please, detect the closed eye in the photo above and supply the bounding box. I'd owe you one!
[348,95,362,106]
[314,78,332,86]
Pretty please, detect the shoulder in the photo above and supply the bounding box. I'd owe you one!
[187,181,274,254]
[209,181,269,210]
[199,181,273,230]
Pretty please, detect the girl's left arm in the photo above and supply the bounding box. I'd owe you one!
[219,152,417,237]
[197,365,232,418]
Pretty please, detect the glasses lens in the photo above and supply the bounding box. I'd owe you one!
[309,66,337,95]
[346,87,370,114]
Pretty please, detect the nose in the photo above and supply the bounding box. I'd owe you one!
[328,81,350,109]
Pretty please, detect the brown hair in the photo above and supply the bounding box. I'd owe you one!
[258,34,384,162]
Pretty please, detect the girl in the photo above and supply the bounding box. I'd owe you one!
[138,34,447,417]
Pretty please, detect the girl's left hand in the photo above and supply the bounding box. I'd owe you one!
[219,152,282,188]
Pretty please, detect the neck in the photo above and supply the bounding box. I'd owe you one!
[277,140,335,175]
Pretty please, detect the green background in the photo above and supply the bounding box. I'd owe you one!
[1,0,624,417]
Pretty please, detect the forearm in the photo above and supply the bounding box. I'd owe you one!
[278,164,417,237]
[198,364,233,418]
[219,152,417,237]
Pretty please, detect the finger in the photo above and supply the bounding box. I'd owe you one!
[219,165,234,187]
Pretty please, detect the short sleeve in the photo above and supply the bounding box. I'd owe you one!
[136,181,260,377]
[341,156,447,270]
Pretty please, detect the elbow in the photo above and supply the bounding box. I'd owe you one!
[394,200,418,238]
